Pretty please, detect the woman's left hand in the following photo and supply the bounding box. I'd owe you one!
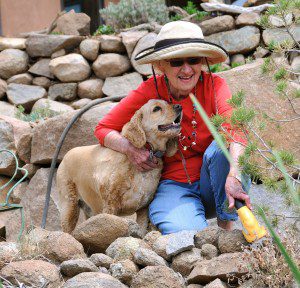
[225,176,252,210]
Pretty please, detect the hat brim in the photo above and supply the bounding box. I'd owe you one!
[135,42,228,65]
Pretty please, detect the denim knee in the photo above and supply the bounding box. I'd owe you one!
[203,141,227,165]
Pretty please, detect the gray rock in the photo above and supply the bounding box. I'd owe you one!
[30,101,117,164]
[49,53,91,82]
[131,265,185,288]
[80,39,100,61]
[71,98,92,109]
[0,38,26,51]
[143,231,162,248]
[134,247,168,267]
[0,49,29,79]
[32,98,74,114]
[269,13,293,28]
[51,48,66,59]
[236,12,260,26]
[1,260,61,288]
[21,163,39,179]
[201,244,218,260]
[16,131,32,164]
[7,83,47,111]
[78,78,104,99]
[171,248,202,277]
[102,72,143,97]
[62,272,127,288]
[291,55,300,73]
[90,253,113,268]
[262,26,300,46]
[92,53,131,79]
[194,227,222,248]
[26,34,83,57]
[131,32,157,75]
[0,79,7,99]
[152,234,172,261]
[9,181,28,203]
[217,229,248,253]
[60,259,98,277]
[230,54,245,65]
[204,278,227,288]
[110,259,139,286]
[200,15,235,36]
[73,214,140,254]
[187,252,248,285]
[187,285,204,288]
[99,35,126,53]
[166,230,197,257]
[48,83,77,101]
[28,58,54,79]
[32,76,51,88]
[121,30,148,58]
[253,46,269,59]
[7,73,33,85]
[56,9,90,36]
[106,237,150,261]
[206,26,260,55]
[0,101,16,117]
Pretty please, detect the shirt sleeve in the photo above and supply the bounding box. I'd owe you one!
[213,76,247,145]
[94,79,155,145]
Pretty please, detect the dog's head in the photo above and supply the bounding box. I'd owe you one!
[122,99,182,157]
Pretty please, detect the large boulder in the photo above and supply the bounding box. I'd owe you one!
[92,53,131,79]
[206,26,260,55]
[7,83,47,111]
[72,214,140,254]
[30,101,117,164]
[121,30,148,58]
[0,49,29,79]
[262,26,300,46]
[199,15,235,36]
[1,260,61,288]
[187,253,248,285]
[26,34,83,57]
[49,53,91,82]
[32,98,74,114]
[0,38,26,51]
[102,72,143,97]
[56,10,91,36]
[217,59,300,166]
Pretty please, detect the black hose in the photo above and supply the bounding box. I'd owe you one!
[41,95,125,229]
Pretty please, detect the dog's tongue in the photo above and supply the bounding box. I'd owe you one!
[158,123,180,131]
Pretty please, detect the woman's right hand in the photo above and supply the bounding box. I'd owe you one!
[125,144,160,172]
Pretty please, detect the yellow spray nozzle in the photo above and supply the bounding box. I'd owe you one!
[235,200,267,243]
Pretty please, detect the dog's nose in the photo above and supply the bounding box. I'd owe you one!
[173,104,182,112]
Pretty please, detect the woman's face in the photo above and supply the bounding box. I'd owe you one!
[157,58,202,98]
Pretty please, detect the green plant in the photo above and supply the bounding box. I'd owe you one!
[93,24,114,35]
[183,1,209,21]
[209,63,230,73]
[50,31,63,35]
[231,62,243,68]
[170,14,183,22]
[99,0,169,31]
[15,103,59,122]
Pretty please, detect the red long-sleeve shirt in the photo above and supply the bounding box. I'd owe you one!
[94,71,246,183]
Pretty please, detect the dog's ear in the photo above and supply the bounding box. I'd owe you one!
[122,110,146,148]
[165,138,178,157]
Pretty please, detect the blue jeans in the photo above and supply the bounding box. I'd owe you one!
[149,141,249,235]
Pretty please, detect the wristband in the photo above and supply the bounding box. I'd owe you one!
[227,171,242,183]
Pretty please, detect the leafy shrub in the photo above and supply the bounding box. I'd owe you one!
[15,104,59,122]
[99,0,169,31]
[93,24,115,35]
[209,63,230,73]
[183,1,209,21]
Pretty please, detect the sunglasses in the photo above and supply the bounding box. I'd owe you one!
[166,57,202,67]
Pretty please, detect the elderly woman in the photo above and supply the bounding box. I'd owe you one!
[94,21,251,235]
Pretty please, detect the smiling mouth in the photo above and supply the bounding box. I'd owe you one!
[158,112,182,131]
[178,75,193,80]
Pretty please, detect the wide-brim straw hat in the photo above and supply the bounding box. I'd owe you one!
[135,21,228,65]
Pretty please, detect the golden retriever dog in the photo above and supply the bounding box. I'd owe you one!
[57,99,182,233]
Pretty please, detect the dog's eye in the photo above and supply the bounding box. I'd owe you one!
[153,106,162,112]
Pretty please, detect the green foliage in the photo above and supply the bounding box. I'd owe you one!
[209,63,230,73]
[210,114,226,129]
[274,67,287,81]
[261,57,271,74]
[170,14,183,21]
[269,150,296,166]
[15,104,59,122]
[268,40,277,52]
[275,80,288,94]
[293,89,300,99]
[182,1,209,21]
[231,62,243,68]
[99,0,169,31]
[50,31,63,35]
[227,90,245,108]
[231,107,256,126]
[93,25,114,35]
[256,14,270,28]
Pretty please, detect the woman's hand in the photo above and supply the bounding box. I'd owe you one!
[225,176,252,210]
[125,145,160,172]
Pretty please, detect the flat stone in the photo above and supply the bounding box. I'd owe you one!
[51,49,66,58]
[48,83,77,101]
[236,12,260,26]
[26,34,83,57]
[0,38,26,51]
[187,253,248,285]
[0,49,29,80]
[166,230,196,257]
[204,278,227,288]
[102,72,143,97]
[121,30,148,58]
[32,76,51,88]
[7,73,33,85]
[200,15,235,36]
[60,259,98,277]
[90,253,113,268]
[7,83,47,111]
[133,247,168,267]
[32,98,74,114]
[206,26,260,55]
[28,58,54,79]
[262,26,300,46]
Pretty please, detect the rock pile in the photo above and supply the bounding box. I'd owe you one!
[0,221,251,287]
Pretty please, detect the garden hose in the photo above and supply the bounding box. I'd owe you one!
[0,149,28,241]
[41,96,125,229]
